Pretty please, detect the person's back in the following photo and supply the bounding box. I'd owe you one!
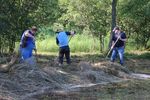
[57,31,69,47]
[56,31,75,66]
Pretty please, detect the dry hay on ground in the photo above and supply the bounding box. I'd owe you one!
[0,56,150,100]
[0,62,62,100]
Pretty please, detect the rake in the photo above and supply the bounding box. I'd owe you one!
[105,35,120,59]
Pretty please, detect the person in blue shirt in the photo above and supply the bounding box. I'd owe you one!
[110,26,127,65]
[20,26,37,60]
[56,30,75,66]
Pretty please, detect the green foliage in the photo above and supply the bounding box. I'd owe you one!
[55,0,112,52]
[0,0,60,53]
[57,0,111,36]
[37,26,55,40]
[118,0,150,49]
[34,0,61,25]
[1,0,150,54]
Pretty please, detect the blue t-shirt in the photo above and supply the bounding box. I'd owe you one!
[56,31,71,47]
[112,32,126,47]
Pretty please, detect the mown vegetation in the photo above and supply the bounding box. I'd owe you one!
[1,1,150,100]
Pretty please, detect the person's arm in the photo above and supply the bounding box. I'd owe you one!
[119,32,127,42]
[24,30,35,40]
[32,39,37,54]
[111,41,115,49]
[66,31,76,35]
[56,37,59,45]
[120,38,127,42]
[66,32,71,35]
[34,48,37,55]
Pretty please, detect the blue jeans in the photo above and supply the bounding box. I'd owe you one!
[111,47,125,65]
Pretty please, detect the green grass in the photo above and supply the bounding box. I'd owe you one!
[36,34,100,53]
[35,33,141,53]
[15,33,150,56]
[36,36,58,52]
[125,51,150,59]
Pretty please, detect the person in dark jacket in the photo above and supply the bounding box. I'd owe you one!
[110,26,127,65]
[56,30,75,66]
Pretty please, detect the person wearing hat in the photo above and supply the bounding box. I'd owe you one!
[56,29,76,66]
[110,26,127,65]
[20,26,37,60]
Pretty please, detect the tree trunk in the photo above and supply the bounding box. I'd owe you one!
[100,34,102,52]
[109,0,117,48]
[99,33,104,53]
[9,37,16,53]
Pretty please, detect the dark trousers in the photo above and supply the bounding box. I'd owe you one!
[59,46,70,64]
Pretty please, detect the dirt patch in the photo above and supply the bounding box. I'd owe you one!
[0,54,150,100]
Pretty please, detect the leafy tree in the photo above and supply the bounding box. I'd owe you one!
[58,0,111,52]
[118,0,150,49]
[0,0,60,53]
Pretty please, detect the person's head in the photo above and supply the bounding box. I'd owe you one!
[114,26,121,34]
[57,27,64,32]
[31,26,37,34]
